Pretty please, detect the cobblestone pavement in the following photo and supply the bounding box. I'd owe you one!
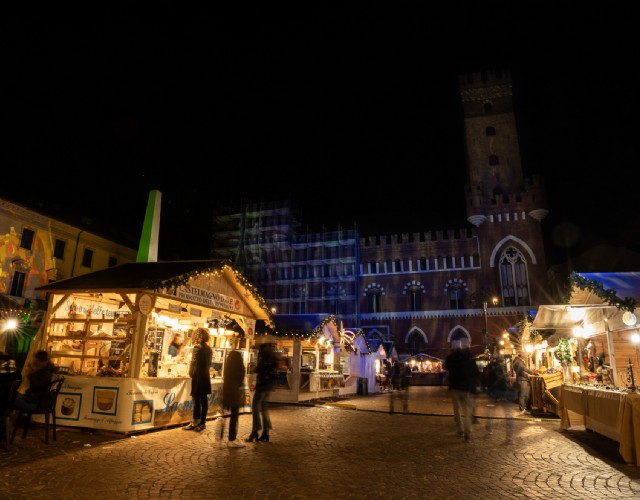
[1,387,639,499]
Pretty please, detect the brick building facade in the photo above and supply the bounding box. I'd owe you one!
[212,69,550,359]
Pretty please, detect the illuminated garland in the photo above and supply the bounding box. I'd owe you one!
[254,315,374,352]
[564,271,637,312]
[144,260,274,326]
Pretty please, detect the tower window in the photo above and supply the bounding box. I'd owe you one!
[489,155,499,166]
[484,102,492,113]
[486,126,496,136]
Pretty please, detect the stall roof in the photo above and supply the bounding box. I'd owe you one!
[35,260,273,323]
[532,272,640,336]
[570,272,640,304]
[255,314,340,339]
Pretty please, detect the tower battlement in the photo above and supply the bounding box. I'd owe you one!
[360,227,478,247]
[465,174,547,215]
[459,68,511,91]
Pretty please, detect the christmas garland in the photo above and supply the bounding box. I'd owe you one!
[563,271,637,312]
[554,337,573,365]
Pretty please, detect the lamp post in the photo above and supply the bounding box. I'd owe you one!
[482,297,499,357]
[482,300,489,354]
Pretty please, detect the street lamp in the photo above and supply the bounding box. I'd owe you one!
[482,297,499,357]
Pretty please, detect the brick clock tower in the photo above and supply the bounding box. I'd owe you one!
[461,69,549,309]
[357,68,550,359]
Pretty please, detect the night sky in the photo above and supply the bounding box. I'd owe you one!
[3,7,639,266]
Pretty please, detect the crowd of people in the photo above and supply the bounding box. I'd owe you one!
[445,339,536,443]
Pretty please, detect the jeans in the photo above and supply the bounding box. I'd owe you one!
[485,389,515,440]
[450,389,474,436]
[251,390,271,432]
[518,380,531,411]
[192,392,209,425]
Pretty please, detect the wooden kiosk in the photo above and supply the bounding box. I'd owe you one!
[32,260,273,434]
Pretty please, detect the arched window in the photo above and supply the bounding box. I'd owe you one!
[484,102,492,113]
[407,331,426,355]
[449,286,464,310]
[489,154,499,165]
[450,329,468,347]
[499,246,530,307]
[368,288,382,313]
[486,126,496,136]
[407,285,422,312]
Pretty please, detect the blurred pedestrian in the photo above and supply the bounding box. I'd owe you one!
[391,360,401,390]
[513,353,534,414]
[444,339,478,441]
[246,343,278,443]
[484,356,515,443]
[220,349,246,447]
[183,328,212,432]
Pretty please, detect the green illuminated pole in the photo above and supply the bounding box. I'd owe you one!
[136,190,162,263]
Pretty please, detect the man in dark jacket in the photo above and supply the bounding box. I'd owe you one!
[513,353,535,414]
[444,339,478,441]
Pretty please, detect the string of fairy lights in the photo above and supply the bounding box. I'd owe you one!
[564,271,637,312]
[143,260,275,327]
[253,314,374,354]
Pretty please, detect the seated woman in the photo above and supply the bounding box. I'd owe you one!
[14,350,59,411]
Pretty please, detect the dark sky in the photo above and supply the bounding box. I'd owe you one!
[3,6,639,265]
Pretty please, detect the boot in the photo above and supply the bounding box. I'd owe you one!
[257,430,269,442]
[245,431,259,442]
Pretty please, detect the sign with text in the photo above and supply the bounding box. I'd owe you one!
[173,286,244,314]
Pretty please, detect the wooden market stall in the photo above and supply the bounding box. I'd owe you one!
[531,271,640,465]
[31,260,273,434]
[400,353,445,386]
[253,314,379,403]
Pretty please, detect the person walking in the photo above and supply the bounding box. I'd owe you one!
[484,356,515,442]
[513,352,535,414]
[444,339,479,442]
[183,328,212,432]
[246,343,278,443]
[221,349,246,447]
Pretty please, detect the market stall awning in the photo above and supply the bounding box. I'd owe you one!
[532,272,640,337]
[35,260,273,324]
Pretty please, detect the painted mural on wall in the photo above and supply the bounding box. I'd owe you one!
[0,226,53,297]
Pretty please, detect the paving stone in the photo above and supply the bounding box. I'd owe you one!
[1,387,639,499]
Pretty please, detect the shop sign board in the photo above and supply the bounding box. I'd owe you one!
[172,286,244,314]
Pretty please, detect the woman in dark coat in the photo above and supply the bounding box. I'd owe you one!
[221,349,246,446]
[246,343,278,442]
[183,328,212,432]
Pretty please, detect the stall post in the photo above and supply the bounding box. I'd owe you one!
[604,317,617,385]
